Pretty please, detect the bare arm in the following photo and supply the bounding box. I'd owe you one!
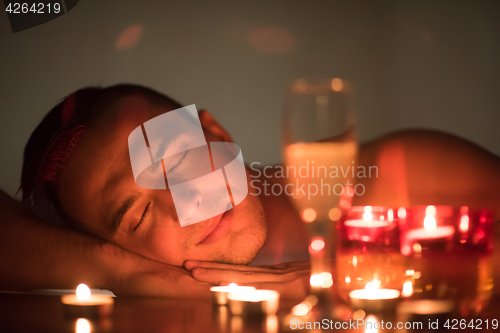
[0,190,210,297]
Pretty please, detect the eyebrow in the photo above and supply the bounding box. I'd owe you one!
[112,191,142,234]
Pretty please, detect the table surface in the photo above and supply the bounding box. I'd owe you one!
[1,292,499,333]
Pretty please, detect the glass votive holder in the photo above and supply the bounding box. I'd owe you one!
[399,205,494,316]
[336,206,405,311]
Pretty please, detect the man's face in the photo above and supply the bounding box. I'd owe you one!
[59,94,267,266]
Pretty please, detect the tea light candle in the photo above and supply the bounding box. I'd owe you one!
[406,215,455,241]
[61,284,114,318]
[349,280,400,312]
[344,206,390,242]
[210,283,256,305]
[227,289,280,316]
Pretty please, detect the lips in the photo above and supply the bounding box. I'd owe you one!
[197,208,234,245]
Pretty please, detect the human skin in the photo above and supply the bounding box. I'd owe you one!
[1,87,499,298]
[58,93,267,267]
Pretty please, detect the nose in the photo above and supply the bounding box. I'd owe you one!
[171,190,204,226]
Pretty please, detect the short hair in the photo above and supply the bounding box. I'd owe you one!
[20,84,181,212]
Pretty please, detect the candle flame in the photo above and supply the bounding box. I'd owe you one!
[365,279,381,291]
[460,215,469,232]
[229,283,238,287]
[425,205,436,216]
[363,206,373,222]
[424,215,437,231]
[76,284,91,300]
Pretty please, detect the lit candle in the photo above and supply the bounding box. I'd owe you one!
[349,279,400,312]
[344,206,391,242]
[227,289,280,316]
[61,284,114,318]
[210,283,256,305]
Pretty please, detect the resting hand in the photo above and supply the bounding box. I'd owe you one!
[184,260,313,299]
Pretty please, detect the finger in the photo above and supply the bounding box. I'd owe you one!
[191,267,309,285]
[185,260,309,274]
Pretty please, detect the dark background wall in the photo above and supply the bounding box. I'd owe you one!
[1,0,499,197]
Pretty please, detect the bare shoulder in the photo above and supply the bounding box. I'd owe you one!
[355,129,500,220]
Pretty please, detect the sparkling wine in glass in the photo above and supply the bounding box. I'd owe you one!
[282,78,358,314]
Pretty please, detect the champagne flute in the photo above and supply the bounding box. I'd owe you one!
[282,78,358,314]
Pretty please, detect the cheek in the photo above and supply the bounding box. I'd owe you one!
[148,226,193,265]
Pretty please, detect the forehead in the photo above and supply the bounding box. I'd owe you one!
[59,94,177,232]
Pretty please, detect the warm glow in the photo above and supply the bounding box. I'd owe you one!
[345,276,351,283]
[424,215,437,231]
[328,207,342,221]
[405,269,415,276]
[302,208,316,222]
[352,256,358,267]
[387,209,394,222]
[363,206,373,222]
[229,283,237,287]
[365,315,379,333]
[310,237,325,251]
[266,315,278,333]
[397,207,406,219]
[413,243,422,254]
[310,274,323,287]
[75,318,91,333]
[292,303,310,316]
[331,78,343,92]
[460,215,469,232]
[352,309,366,320]
[320,272,334,288]
[76,284,91,300]
[402,281,414,297]
[365,279,381,291]
[425,205,436,216]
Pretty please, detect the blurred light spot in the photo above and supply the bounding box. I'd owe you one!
[302,208,316,222]
[365,315,379,333]
[305,295,318,306]
[328,207,342,221]
[397,207,406,219]
[115,25,142,50]
[249,27,296,54]
[401,245,411,256]
[310,274,323,287]
[310,237,325,251]
[331,78,343,92]
[352,309,366,320]
[345,276,351,283]
[402,281,413,297]
[266,315,278,333]
[460,215,469,232]
[320,272,333,288]
[406,269,415,276]
[425,205,436,216]
[388,209,394,222]
[352,256,358,267]
[424,215,436,231]
[413,243,422,254]
[292,303,310,316]
[425,284,433,291]
[413,271,421,279]
[76,319,91,333]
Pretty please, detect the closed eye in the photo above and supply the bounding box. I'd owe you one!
[133,202,150,232]
[166,150,188,175]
